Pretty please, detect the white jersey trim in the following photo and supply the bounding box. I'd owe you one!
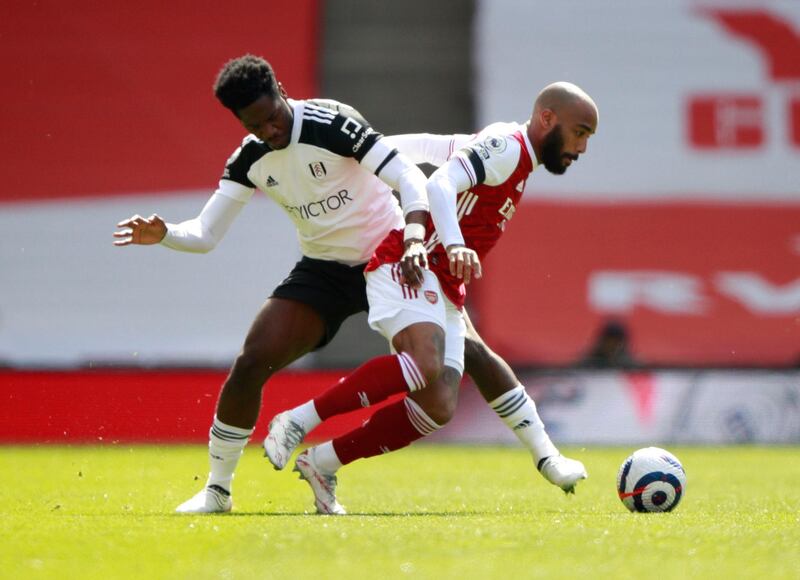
[289,99,304,144]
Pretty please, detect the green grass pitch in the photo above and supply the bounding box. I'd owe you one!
[2,445,798,579]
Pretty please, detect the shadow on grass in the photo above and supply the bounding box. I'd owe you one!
[53,508,610,519]
[200,509,497,517]
[51,506,603,518]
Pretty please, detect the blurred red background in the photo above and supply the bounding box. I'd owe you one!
[0,0,319,201]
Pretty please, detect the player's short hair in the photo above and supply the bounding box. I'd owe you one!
[213,54,279,113]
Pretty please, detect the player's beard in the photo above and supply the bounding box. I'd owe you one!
[540,124,569,175]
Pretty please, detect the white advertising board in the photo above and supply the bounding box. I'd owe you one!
[0,193,301,366]
[476,0,800,200]
[432,370,800,445]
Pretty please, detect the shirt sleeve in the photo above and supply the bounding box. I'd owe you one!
[381,133,474,167]
[453,134,522,188]
[298,100,382,162]
[365,141,429,216]
[160,189,247,253]
[425,158,475,249]
[221,136,267,189]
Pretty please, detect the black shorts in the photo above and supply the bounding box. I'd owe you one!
[271,256,370,349]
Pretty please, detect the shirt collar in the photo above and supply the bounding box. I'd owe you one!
[521,122,539,169]
[288,98,303,146]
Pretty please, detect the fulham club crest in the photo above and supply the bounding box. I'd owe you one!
[309,161,327,179]
[425,291,439,305]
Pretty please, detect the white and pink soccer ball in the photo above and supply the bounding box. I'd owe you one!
[617,447,686,513]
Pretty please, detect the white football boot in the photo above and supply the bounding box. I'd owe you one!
[263,411,307,470]
[293,448,346,515]
[538,455,588,494]
[175,485,232,513]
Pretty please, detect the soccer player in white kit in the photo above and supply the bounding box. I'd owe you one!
[266,82,599,514]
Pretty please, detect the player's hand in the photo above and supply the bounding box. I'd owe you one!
[446,244,481,285]
[113,214,167,246]
[400,240,428,289]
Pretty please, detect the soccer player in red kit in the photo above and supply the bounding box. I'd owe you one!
[266,82,599,514]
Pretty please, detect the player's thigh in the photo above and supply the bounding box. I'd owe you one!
[443,298,467,376]
[366,264,447,344]
[241,297,325,368]
[271,256,369,349]
[462,307,485,346]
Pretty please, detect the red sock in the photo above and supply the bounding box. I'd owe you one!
[314,353,426,420]
[332,397,441,466]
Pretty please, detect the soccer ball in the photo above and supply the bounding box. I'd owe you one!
[616,447,686,513]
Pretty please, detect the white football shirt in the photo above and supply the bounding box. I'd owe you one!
[218,98,406,265]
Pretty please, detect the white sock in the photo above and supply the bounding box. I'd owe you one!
[290,400,322,433]
[206,416,254,493]
[489,384,559,464]
[311,441,342,475]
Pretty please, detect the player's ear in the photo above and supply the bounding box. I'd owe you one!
[539,108,557,130]
[277,82,288,98]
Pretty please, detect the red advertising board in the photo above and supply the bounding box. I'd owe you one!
[0,0,319,202]
[0,370,393,444]
[473,201,800,366]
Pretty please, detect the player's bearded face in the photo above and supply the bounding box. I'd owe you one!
[540,124,576,175]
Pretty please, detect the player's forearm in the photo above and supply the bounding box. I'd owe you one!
[161,219,216,253]
[403,209,429,242]
[366,143,429,216]
[383,133,472,167]
[393,161,429,216]
[160,192,245,253]
[426,166,468,249]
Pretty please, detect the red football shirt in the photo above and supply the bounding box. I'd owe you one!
[368,123,538,308]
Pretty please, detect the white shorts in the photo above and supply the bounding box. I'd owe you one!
[366,264,466,375]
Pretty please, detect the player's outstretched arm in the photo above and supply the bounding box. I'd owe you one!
[113,191,246,253]
[425,160,470,249]
[113,214,167,246]
[363,140,429,219]
[425,158,482,284]
[382,133,473,167]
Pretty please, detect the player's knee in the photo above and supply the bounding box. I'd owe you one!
[420,389,458,426]
[414,356,443,387]
[394,323,446,387]
[402,338,445,387]
[428,394,457,425]
[415,393,456,426]
[228,348,277,391]
[417,378,459,425]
